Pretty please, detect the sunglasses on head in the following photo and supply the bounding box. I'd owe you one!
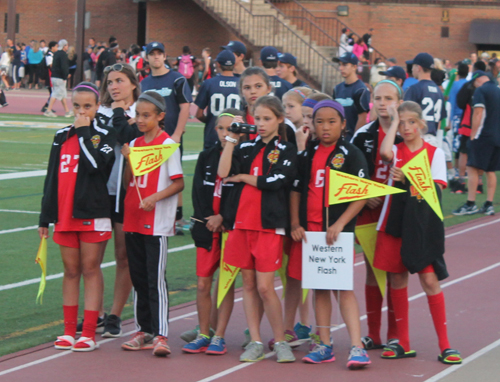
[104,63,125,75]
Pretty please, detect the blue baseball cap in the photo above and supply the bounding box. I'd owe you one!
[221,41,247,55]
[146,42,165,55]
[216,49,236,66]
[278,52,297,67]
[406,53,434,69]
[332,52,358,65]
[472,70,490,80]
[260,46,279,62]
[379,66,407,81]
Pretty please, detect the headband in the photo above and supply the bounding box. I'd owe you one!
[138,93,166,112]
[376,79,403,98]
[312,100,345,119]
[292,88,306,99]
[74,84,99,97]
[218,113,235,119]
[302,98,318,109]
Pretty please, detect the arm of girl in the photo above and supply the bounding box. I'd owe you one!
[121,143,132,188]
[218,132,240,178]
[295,126,310,152]
[140,178,184,211]
[290,190,306,243]
[255,146,298,191]
[326,199,367,245]
[112,106,141,145]
[379,103,399,163]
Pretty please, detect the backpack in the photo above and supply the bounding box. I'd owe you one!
[179,54,194,79]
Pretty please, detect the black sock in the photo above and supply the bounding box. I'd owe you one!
[176,206,183,221]
[466,200,475,206]
[484,201,493,207]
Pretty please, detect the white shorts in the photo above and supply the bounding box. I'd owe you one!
[423,132,442,149]
[51,78,67,101]
[442,130,454,162]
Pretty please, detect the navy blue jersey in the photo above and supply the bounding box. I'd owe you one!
[473,80,500,146]
[195,75,241,148]
[140,70,193,136]
[292,79,309,88]
[404,79,446,136]
[333,79,370,141]
[269,75,293,100]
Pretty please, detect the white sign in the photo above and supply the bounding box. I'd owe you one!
[302,232,354,290]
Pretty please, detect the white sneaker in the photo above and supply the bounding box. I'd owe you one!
[44,110,57,118]
[65,111,74,118]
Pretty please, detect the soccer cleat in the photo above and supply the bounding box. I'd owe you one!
[347,346,371,369]
[268,330,299,350]
[76,313,106,334]
[72,336,99,352]
[121,331,154,351]
[479,202,495,216]
[274,341,296,363]
[152,335,171,357]
[302,343,335,364]
[240,341,265,362]
[241,328,251,348]
[477,184,484,194]
[206,336,227,355]
[54,335,75,350]
[182,334,211,354]
[294,322,312,340]
[102,314,122,338]
[452,203,478,216]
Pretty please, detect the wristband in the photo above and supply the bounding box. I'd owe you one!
[225,136,238,144]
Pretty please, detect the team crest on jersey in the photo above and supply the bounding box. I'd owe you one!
[267,149,280,164]
[331,153,345,169]
[91,135,101,149]
[410,185,423,201]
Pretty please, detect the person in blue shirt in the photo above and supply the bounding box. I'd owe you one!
[259,46,292,100]
[404,53,447,144]
[140,42,192,144]
[277,53,308,88]
[332,52,371,141]
[195,50,241,149]
[453,71,500,216]
[220,40,247,77]
[402,63,418,92]
[448,63,468,150]
[379,66,406,89]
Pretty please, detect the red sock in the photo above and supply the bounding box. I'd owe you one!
[427,292,450,352]
[81,310,99,340]
[386,285,398,340]
[365,284,382,344]
[63,305,78,338]
[390,287,410,352]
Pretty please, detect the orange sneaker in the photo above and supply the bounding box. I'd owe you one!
[152,335,171,357]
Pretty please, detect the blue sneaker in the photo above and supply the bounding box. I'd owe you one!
[293,322,312,340]
[206,336,227,355]
[302,343,335,364]
[182,334,211,354]
[347,346,371,369]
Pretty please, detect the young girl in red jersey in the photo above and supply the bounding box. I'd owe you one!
[218,95,297,363]
[290,100,371,369]
[351,80,402,350]
[120,91,184,357]
[39,82,116,352]
[239,67,272,128]
[377,101,462,364]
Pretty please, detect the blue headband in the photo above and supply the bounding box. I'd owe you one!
[302,98,318,108]
[313,100,345,119]
[376,79,403,98]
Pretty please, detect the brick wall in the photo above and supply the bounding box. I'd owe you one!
[298,1,500,64]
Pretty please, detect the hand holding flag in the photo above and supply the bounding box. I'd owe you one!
[35,237,48,304]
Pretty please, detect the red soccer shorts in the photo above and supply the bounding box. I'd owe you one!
[224,229,283,273]
[196,236,221,277]
[53,231,112,249]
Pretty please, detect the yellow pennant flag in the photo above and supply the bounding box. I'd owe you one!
[128,144,180,177]
[401,149,443,220]
[35,237,48,304]
[328,169,404,205]
[355,223,386,297]
[277,254,289,299]
[217,232,240,308]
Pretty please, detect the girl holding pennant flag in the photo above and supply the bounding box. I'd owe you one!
[290,100,371,369]
[39,82,117,352]
[120,91,184,357]
[377,101,462,364]
[218,96,297,363]
[351,80,404,351]
[181,108,245,355]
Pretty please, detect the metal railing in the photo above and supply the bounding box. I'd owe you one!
[304,0,498,5]
[192,0,342,94]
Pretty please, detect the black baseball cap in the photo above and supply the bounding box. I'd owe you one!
[146,42,165,55]
[278,52,297,67]
[332,52,358,65]
[406,53,434,69]
[260,46,279,62]
[216,49,235,66]
[221,41,247,55]
[379,66,406,81]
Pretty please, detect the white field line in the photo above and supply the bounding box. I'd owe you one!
[0,209,39,214]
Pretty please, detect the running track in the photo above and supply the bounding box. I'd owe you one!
[0,216,499,381]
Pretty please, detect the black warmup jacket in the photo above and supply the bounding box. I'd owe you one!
[191,142,234,250]
[51,50,69,80]
[292,138,369,232]
[39,120,116,227]
[222,135,297,231]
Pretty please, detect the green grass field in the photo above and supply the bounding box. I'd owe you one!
[0,113,497,357]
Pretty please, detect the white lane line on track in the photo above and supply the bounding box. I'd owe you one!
[423,338,500,382]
